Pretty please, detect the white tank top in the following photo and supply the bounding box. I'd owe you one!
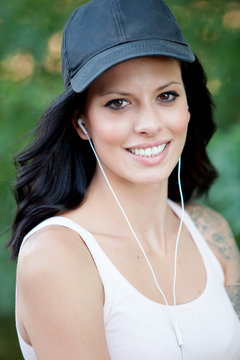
[16,200,240,359]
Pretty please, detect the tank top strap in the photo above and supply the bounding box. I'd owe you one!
[20,216,113,320]
[168,200,224,283]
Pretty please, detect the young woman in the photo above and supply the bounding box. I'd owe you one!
[9,0,240,359]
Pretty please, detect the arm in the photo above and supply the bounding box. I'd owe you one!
[17,226,111,360]
[186,204,240,319]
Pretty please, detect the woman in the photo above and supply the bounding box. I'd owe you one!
[9,0,240,359]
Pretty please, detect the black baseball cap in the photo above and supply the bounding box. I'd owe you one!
[61,0,195,93]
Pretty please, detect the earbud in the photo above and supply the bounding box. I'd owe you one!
[77,118,89,136]
[78,115,185,360]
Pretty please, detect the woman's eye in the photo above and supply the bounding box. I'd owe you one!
[158,91,179,103]
[105,99,129,110]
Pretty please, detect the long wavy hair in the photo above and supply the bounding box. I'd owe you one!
[8,55,218,259]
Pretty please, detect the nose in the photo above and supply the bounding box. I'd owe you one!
[134,104,162,136]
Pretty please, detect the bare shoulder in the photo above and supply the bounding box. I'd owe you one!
[18,225,102,292]
[17,225,110,360]
[186,203,240,318]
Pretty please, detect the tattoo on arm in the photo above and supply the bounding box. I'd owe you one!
[211,231,236,261]
[225,283,240,319]
[187,204,240,318]
[187,205,237,261]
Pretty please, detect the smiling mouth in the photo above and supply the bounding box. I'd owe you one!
[128,144,167,157]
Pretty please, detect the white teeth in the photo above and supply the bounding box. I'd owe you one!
[129,144,167,157]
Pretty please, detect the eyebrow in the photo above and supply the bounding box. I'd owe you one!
[156,81,183,91]
[100,81,183,96]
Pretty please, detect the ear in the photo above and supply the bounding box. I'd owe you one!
[72,110,89,140]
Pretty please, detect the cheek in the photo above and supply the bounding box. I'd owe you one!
[93,125,122,145]
[167,109,190,134]
[89,113,131,145]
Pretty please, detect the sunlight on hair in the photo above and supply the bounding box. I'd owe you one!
[1,52,34,82]
[44,31,62,74]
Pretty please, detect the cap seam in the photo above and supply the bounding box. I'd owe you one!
[61,0,195,90]
[111,0,126,42]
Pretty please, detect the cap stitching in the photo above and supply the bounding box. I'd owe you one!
[71,38,192,76]
[112,0,126,42]
[72,40,195,91]
[62,0,195,90]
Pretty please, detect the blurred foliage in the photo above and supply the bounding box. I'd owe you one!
[0,0,239,358]
[0,317,22,359]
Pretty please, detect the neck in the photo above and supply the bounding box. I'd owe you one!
[85,166,177,252]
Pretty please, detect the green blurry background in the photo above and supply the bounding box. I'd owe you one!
[0,0,239,358]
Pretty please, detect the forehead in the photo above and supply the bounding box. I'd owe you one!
[88,56,182,94]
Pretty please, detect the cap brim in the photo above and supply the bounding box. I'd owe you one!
[71,39,195,93]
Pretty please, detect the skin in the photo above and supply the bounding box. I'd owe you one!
[16,57,240,360]
[80,56,190,186]
[186,203,240,318]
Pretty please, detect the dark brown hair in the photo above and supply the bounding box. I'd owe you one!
[8,55,218,259]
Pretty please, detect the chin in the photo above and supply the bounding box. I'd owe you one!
[123,170,171,186]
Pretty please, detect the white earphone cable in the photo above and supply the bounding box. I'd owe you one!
[87,135,170,304]
[81,123,185,358]
[173,155,185,306]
